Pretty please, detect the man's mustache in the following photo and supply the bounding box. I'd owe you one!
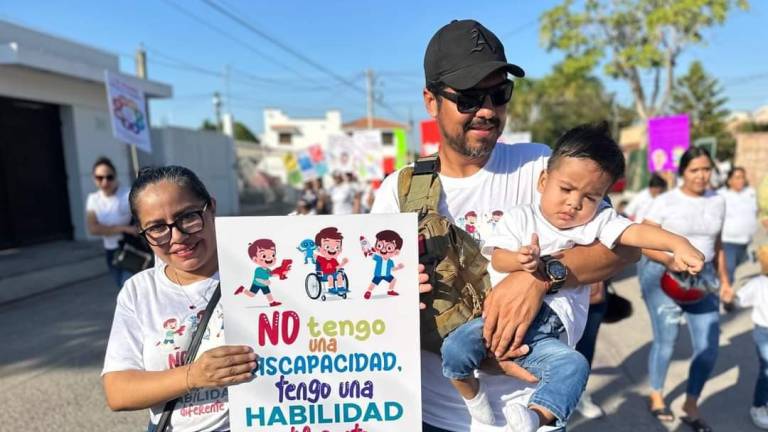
[464,118,500,132]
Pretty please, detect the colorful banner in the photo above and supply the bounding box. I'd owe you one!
[352,130,384,180]
[217,214,422,432]
[283,153,303,186]
[104,70,152,153]
[420,120,440,156]
[393,129,408,170]
[647,114,690,172]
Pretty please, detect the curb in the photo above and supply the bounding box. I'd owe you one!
[0,256,107,305]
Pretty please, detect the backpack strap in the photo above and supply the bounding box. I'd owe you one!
[398,154,442,215]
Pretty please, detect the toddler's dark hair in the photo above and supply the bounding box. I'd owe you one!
[547,122,625,183]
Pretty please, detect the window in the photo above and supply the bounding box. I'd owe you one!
[278,132,292,145]
[382,131,394,146]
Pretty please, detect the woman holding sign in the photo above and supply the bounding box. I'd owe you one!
[639,147,731,432]
[102,165,255,431]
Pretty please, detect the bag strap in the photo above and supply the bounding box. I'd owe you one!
[399,154,442,215]
[155,283,222,432]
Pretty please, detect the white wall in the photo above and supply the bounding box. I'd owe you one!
[150,127,240,216]
[261,108,343,151]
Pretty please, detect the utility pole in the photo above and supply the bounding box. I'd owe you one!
[611,93,619,139]
[366,68,374,129]
[213,91,223,131]
[131,43,148,178]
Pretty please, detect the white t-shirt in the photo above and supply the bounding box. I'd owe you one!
[737,275,768,327]
[718,186,758,244]
[644,188,725,263]
[481,203,633,347]
[329,182,356,215]
[102,264,228,431]
[624,188,655,223]
[85,186,132,249]
[372,142,566,431]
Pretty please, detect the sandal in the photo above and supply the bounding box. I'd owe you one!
[650,406,675,423]
[681,416,713,432]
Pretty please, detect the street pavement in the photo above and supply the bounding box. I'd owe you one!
[0,241,764,431]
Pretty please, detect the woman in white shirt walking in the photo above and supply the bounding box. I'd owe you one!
[639,147,732,432]
[85,157,136,287]
[719,167,758,285]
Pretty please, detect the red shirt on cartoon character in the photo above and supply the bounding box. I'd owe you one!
[314,227,349,289]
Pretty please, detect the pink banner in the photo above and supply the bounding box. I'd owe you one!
[647,114,690,172]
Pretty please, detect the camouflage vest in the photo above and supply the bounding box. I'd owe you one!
[398,155,491,354]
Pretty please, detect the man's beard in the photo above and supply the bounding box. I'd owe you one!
[439,117,499,159]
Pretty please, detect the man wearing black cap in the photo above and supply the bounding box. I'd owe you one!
[372,19,637,431]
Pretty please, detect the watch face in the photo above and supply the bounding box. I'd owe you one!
[547,260,567,280]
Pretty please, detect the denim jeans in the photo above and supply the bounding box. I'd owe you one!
[105,248,133,288]
[441,303,589,426]
[576,300,607,367]
[638,256,720,397]
[754,325,768,407]
[723,242,749,284]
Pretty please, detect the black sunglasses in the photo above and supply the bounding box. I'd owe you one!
[138,203,208,246]
[94,174,115,182]
[429,80,514,113]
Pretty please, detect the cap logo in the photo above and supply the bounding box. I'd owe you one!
[470,27,495,53]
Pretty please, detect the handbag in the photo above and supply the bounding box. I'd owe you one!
[112,233,154,274]
[152,284,222,432]
[602,284,633,324]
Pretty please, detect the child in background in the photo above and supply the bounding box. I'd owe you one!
[441,123,706,432]
[737,245,768,430]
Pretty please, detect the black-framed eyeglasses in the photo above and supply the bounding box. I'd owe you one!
[138,203,208,246]
[94,174,115,182]
[428,80,514,114]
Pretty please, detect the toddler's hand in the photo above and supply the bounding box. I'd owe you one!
[672,241,704,275]
[517,234,541,274]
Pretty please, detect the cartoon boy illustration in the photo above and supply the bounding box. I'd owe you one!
[363,230,405,299]
[156,318,185,349]
[234,239,292,307]
[315,227,349,293]
[488,210,504,232]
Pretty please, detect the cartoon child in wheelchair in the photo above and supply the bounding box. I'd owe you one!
[304,227,350,301]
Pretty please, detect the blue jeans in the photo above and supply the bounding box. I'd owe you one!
[576,299,607,367]
[638,256,720,396]
[754,325,768,407]
[441,303,589,426]
[723,242,749,284]
[105,248,133,288]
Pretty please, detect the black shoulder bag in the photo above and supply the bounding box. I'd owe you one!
[152,284,221,432]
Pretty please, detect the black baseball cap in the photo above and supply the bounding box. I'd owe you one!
[424,19,525,90]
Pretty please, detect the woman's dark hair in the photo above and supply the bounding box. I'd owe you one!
[548,122,625,183]
[648,173,667,189]
[92,156,116,174]
[128,165,212,220]
[677,146,715,175]
[726,166,748,187]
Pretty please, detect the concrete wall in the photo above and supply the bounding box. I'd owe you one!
[734,133,768,187]
[150,127,240,216]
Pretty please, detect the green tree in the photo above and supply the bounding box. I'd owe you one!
[508,63,635,146]
[234,121,260,143]
[671,61,733,159]
[199,119,260,144]
[541,0,749,121]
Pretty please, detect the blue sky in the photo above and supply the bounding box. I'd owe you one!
[2,0,766,136]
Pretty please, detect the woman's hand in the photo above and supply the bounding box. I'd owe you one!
[188,345,257,389]
[418,264,433,310]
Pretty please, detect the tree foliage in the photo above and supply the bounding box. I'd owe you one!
[541,0,749,120]
[508,63,635,146]
[199,119,260,143]
[671,60,733,159]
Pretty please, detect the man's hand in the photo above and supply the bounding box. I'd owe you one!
[517,234,541,273]
[671,240,705,275]
[483,271,549,359]
[418,263,432,310]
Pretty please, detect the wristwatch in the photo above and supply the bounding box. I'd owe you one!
[540,255,567,295]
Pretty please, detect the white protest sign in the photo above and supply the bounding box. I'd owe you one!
[216,214,422,432]
[351,130,384,181]
[104,70,152,153]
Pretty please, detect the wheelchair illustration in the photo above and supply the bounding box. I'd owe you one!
[305,268,350,301]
